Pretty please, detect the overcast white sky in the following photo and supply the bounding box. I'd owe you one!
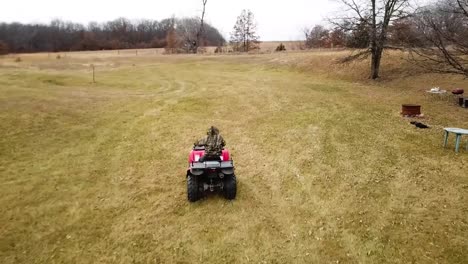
[0,0,342,41]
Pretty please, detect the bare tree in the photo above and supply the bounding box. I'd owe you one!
[165,18,178,54]
[332,0,411,79]
[305,25,330,48]
[230,9,260,52]
[176,17,199,53]
[195,0,208,53]
[302,26,311,41]
[450,0,468,16]
[329,28,347,48]
[406,0,468,76]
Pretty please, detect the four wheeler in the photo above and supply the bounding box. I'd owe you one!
[186,146,237,202]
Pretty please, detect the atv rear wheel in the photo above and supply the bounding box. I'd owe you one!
[187,175,200,202]
[223,174,237,200]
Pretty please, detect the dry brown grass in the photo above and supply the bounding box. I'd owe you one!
[0,50,467,263]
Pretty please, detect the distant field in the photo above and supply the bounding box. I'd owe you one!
[0,41,322,58]
[0,50,467,263]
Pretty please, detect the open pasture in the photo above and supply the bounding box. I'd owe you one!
[0,50,467,263]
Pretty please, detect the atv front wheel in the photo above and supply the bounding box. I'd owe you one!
[223,174,237,200]
[187,175,200,202]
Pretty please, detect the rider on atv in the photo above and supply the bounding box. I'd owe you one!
[188,126,236,202]
[194,126,226,162]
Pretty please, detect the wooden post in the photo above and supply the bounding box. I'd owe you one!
[118,50,120,55]
[136,50,138,56]
[91,64,95,83]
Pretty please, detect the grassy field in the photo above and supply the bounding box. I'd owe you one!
[1,50,467,263]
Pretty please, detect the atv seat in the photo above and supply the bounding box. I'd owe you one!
[199,155,221,162]
[193,145,205,150]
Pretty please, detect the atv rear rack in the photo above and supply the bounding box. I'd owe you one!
[190,160,234,169]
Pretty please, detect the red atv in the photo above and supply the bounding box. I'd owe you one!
[186,146,237,202]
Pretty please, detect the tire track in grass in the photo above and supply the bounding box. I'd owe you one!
[212,70,333,259]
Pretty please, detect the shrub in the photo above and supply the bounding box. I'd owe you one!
[275,43,286,52]
[14,57,21,62]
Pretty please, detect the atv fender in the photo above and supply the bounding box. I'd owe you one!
[189,169,204,176]
[220,161,234,175]
[221,168,234,175]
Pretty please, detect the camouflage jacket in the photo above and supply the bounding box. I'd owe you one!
[195,134,226,156]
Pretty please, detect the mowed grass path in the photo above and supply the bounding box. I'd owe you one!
[1,53,467,263]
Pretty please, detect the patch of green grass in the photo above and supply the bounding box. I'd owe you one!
[0,51,467,263]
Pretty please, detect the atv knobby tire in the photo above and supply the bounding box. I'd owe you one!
[223,174,237,200]
[187,175,200,202]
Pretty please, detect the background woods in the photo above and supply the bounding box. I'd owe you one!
[0,17,225,53]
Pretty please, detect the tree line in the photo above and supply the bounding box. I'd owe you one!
[0,17,225,54]
[2,1,467,79]
[227,1,468,78]
[305,0,468,78]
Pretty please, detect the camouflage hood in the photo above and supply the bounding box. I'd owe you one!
[207,126,220,136]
